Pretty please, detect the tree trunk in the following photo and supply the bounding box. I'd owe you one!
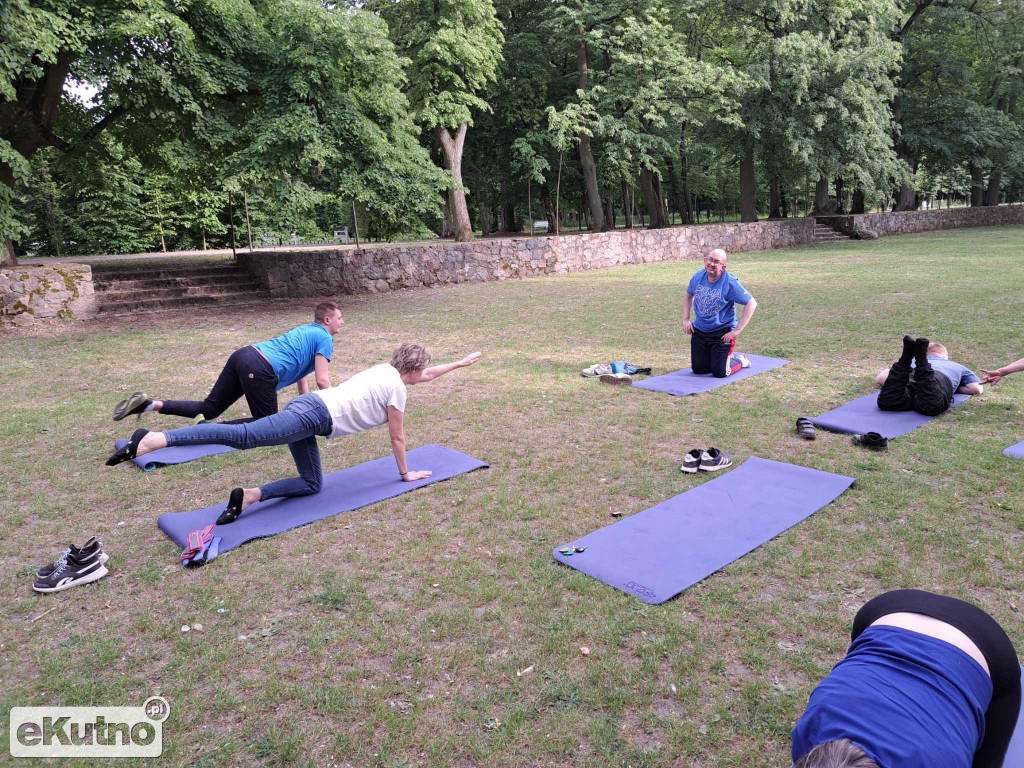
[835,177,845,214]
[2,237,16,267]
[480,196,491,237]
[985,170,1001,206]
[605,197,614,229]
[780,188,789,218]
[969,163,985,207]
[739,135,757,222]
[434,123,473,242]
[680,122,694,224]
[769,179,782,219]
[576,40,605,232]
[622,181,633,229]
[851,187,866,215]
[665,156,687,227]
[639,169,668,228]
[813,176,830,214]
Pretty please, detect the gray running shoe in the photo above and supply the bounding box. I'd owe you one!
[699,447,733,471]
[680,449,702,473]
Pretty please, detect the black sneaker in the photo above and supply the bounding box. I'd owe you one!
[33,550,108,593]
[852,431,889,452]
[795,417,816,440]
[680,449,702,473]
[113,392,152,422]
[699,448,733,471]
[36,537,108,578]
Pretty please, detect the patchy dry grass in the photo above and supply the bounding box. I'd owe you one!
[1,225,1023,767]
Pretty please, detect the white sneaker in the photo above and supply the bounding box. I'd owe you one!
[726,353,751,375]
[581,364,612,378]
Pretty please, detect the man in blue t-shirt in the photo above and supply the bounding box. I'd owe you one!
[875,336,983,416]
[112,301,344,423]
[682,248,759,378]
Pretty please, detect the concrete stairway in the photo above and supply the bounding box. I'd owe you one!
[812,218,853,244]
[93,263,269,316]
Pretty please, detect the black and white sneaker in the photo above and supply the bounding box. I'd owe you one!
[680,449,702,473]
[699,448,733,471]
[851,432,889,452]
[33,549,108,593]
[112,391,152,422]
[36,537,108,578]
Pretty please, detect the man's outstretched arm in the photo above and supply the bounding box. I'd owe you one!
[722,297,757,343]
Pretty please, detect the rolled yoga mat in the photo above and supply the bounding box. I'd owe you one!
[553,457,854,604]
[809,392,970,439]
[1003,440,1024,459]
[114,440,235,471]
[631,354,790,396]
[157,444,488,555]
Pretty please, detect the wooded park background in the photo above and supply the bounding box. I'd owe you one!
[2,0,1022,263]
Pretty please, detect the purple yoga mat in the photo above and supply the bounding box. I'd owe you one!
[809,393,970,439]
[114,440,235,471]
[1003,440,1024,459]
[553,457,854,604]
[157,444,487,554]
[632,354,790,396]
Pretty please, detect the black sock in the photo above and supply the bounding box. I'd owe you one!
[915,337,930,367]
[898,335,915,366]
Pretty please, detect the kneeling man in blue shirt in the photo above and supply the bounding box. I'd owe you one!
[682,248,758,377]
[113,301,344,423]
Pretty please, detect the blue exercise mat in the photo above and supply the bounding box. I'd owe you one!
[1003,440,1024,459]
[809,393,970,439]
[114,440,235,471]
[157,444,488,554]
[1005,667,1024,767]
[632,354,790,396]
[553,457,854,604]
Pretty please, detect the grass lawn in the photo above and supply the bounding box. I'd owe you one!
[2,225,1023,767]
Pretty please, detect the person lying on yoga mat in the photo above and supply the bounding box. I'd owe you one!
[875,337,982,416]
[108,344,481,524]
[682,248,758,378]
[792,589,1020,768]
[981,356,1024,386]
[111,301,345,423]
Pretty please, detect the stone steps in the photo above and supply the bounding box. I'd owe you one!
[812,224,852,243]
[94,263,268,315]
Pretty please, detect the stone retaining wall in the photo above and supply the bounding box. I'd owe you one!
[0,263,96,328]
[239,218,816,297]
[238,205,1023,298]
[819,204,1024,237]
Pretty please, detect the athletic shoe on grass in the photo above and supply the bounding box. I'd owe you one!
[112,391,152,421]
[795,417,816,440]
[33,549,108,593]
[680,449,702,473]
[581,364,612,378]
[699,448,733,471]
[599,373,633,385]
[851,432,888,452]
[36,537,108,579]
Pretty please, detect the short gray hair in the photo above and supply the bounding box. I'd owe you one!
[391,343,432,374]
[794,740,878,768]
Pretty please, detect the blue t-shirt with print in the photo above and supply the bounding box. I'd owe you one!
[912,356,980,391]
[253,323,333,390]
[686,269,753,332]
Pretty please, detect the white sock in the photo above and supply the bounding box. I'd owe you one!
[144,402,157,412]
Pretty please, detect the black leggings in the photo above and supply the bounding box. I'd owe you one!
[877,358,954,416]
[853,590,1021,768]
[160,346,280,421]
[690,327,742,378]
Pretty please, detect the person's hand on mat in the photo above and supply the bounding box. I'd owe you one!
[403,470,432,481]
[683,319,694,335]
[459,351,482,367]
[721,329,739,343]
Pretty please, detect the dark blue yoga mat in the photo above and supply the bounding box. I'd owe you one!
[157,444,488,554]
[114,440,236,471]
[1005,668,1024,768]
[554,457,854,604]
[809,393,970,439]
[1003,440,1024,459]
[632,354,790,396]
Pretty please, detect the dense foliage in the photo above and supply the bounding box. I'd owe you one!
[2,0,1022,260]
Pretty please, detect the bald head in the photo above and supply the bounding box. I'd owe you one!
[703,248,728,281]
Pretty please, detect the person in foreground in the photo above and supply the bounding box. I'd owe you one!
[792,589,1021,768]
[108,344,481,524]
[111,301,345,423]
[876,336,982,416]
[981,356,1024,386]
[682,248,758,378]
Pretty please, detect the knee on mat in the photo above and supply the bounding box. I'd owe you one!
[304,476,323,495]
[711,370,728,378]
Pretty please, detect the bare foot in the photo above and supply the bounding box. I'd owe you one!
[241,488,262,511]
[136,432,168,457]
